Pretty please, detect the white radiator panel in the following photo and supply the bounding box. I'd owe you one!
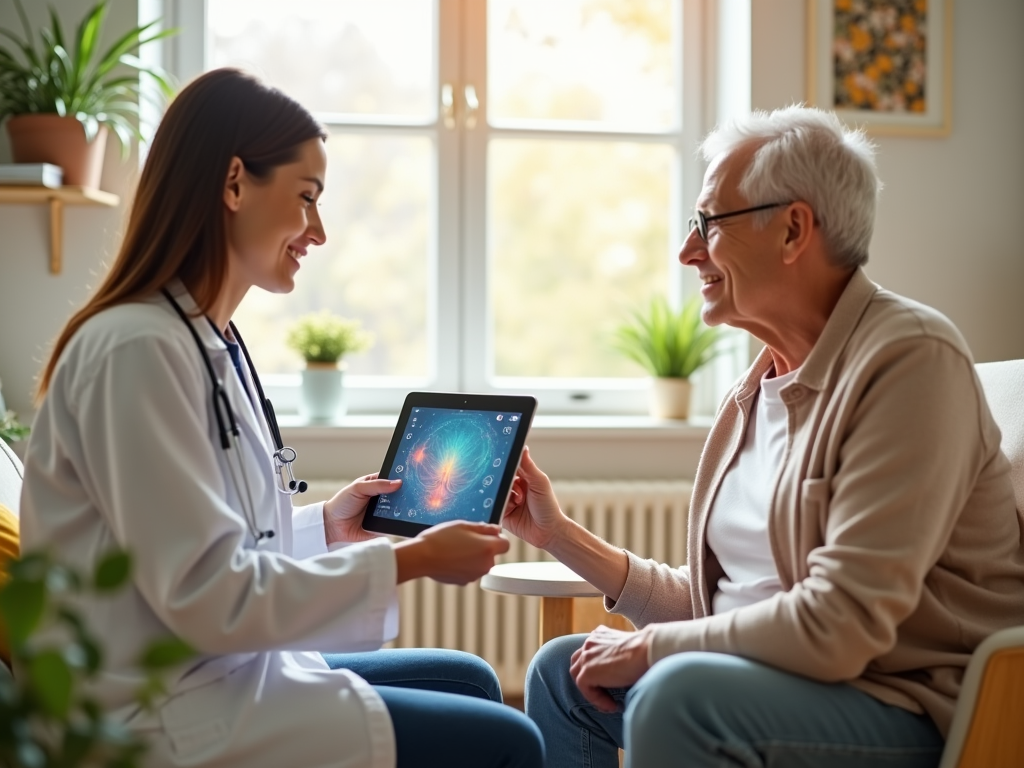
[296,480,692,695]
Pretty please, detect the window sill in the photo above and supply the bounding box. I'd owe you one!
[280,415,711,481]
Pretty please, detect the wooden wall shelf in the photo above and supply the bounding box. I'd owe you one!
[0,185,120,275]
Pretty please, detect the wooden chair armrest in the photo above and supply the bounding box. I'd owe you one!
[940,626,1024,768]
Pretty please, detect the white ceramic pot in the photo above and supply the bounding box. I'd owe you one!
[649,377,692,420]
[300,363,345,422]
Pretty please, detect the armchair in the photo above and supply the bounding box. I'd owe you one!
[939,359,1024,768]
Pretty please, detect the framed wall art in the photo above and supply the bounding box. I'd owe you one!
[806,0,952,136]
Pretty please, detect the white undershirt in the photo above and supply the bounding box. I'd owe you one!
[706,366,799,615]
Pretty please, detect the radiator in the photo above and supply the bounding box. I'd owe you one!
[297,480,692,695]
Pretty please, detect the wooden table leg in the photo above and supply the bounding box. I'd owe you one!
[572,596,635,634]
[539,596,574,646]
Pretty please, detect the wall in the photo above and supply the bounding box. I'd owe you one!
[750,0,1024,364]
[0,0,140,419]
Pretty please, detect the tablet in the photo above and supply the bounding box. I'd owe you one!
[362,392,537,538]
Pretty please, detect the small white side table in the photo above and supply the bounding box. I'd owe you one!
[481,561,632,645]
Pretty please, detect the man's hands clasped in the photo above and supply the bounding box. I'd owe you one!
[569,624,655,712]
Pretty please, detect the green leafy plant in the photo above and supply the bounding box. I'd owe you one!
[611,295,721,379]
[0,411,29,445]
[286,311,374,365]
[0,0,177,153]
[0,549,194,768]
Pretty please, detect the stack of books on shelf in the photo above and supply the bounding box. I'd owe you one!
[0,163,63,188]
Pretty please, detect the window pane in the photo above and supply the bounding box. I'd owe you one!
[208,0,435,119]
[233,132,432,377]
[489,140,672,378]
[488,0,677,129]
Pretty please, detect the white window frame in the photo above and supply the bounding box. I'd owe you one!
[155,0,715,416]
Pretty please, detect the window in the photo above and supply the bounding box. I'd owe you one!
[167,0,741,415]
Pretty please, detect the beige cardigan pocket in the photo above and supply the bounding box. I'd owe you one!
[801,478,831,537]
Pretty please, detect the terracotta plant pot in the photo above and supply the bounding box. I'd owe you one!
[649,377,692,420]
[6,114,108,189]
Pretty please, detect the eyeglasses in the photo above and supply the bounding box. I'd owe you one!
[687,202,793,242]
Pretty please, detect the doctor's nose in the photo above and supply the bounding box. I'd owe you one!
[308,207,327,246]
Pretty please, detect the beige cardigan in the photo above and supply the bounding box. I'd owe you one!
[608,269,1024,736]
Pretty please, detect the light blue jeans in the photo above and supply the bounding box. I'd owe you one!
[526,634,944,768]
[324,648,544,768]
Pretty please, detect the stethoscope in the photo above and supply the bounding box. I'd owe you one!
[162,289,308,544]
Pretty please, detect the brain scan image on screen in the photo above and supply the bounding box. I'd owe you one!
[373,408,522,525]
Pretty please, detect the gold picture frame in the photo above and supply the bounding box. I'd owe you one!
[806,0,953,137]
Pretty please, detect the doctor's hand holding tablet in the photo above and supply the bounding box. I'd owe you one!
[321,472,510,586]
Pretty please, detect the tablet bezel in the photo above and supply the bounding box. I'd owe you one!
[361,392,537,538]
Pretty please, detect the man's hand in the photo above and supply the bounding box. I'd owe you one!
[502,447,570,551]
[570,625,655,712]
[323,474,401,545]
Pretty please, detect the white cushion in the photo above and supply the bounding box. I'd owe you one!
[975,359,1024,512]
[0,439,22,518]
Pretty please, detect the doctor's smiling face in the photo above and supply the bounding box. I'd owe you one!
[222,137,328,303]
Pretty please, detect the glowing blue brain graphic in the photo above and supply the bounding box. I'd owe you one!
[406,415,494,516]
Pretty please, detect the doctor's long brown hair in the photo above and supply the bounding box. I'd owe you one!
[37,68,326,398]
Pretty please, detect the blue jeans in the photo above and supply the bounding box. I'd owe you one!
[324,648,544,768]
[526,634,944,768]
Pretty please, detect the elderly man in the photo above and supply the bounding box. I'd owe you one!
[503,106,1024,768]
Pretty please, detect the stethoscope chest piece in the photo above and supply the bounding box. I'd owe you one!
[274,446,308,494]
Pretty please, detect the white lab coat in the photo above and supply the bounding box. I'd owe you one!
[20,283,399,768]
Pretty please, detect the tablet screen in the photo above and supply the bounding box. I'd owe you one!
[372,406,525,525]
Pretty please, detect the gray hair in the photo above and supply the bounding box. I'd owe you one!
[700,106,882,269]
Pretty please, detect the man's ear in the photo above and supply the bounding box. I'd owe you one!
[780,201,815,265]
[223,157,246,212]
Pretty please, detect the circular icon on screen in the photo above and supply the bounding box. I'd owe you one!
[406,433,413,440]
[493,458,501,468]
[483,498,493,509]
[483,475,494,487]
[409,510,417,518]
[393,509,401,517]
[395,465,404,473]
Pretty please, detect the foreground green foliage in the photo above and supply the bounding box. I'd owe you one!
[0,550,193,768]
[286,310,374,365]
[611,296,721,379]
[0,0,176,153]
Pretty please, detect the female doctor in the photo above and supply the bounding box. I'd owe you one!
[20,68,544,768]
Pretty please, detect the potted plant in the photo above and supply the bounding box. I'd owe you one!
[612,295,721,420]
[0,549,193,767]
[0,411,28,446]
[285,310,373,422]
[0,0,176,188]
